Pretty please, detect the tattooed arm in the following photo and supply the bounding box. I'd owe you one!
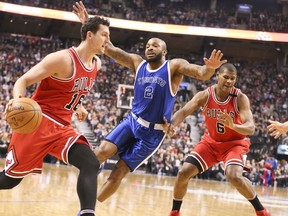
[104,41,143,72]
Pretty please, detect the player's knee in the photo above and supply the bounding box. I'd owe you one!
[0,172,22,189]
[86,157,100,173]
[95,141,117,162]
[225,170,242,185]
[177,167,194,181]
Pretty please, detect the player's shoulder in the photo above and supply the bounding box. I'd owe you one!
[237,89,248,99]
[169,58,187,66]
[46,49,70,60]
[198,88,209,96]
[40,49,70,67]
[236,89,250,104]
[195,89,209,104]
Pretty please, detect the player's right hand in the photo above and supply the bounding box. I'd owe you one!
[3,96,22,120]
[267,120,287,139]
[162,117,176,137]
[72,1,89,24]
[3,100,14,120]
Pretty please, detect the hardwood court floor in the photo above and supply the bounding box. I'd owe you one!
[0,159,287,216]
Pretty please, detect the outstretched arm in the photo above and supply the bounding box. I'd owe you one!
[72,1,143,71]
[171,49,227,81]
[104,41,143,71]
[73,1,89,23]
[267,120,288,139]
[162,91,207,136]
[171,90,207,126]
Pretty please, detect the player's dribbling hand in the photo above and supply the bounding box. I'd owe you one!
[73,1,89,24]
[3,95,22,120]
[162,117,175,137]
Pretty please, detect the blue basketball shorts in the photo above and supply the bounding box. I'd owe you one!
[104,112,166,171]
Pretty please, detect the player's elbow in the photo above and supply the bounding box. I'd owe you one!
[247,125,255,135]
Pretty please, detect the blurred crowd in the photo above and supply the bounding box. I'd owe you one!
[1,0,288,188]
[2,0,288,33]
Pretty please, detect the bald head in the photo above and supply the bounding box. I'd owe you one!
[147,38,167,51]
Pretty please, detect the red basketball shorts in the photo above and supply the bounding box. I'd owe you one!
[4,114,91,178]
[189,133,250,172]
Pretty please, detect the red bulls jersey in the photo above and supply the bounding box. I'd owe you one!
[32,47,97,125]
[201,85,246,142]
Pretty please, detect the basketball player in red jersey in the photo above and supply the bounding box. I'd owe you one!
[167,63,270,216]
[1,16,110,216]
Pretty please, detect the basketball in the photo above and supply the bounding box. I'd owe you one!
[6,97,42,134]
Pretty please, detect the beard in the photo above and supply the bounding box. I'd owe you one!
[145,53,162,63]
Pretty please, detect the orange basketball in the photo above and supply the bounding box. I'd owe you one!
[6,97,42,134]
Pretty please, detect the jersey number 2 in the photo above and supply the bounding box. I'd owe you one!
[144,86,153,99]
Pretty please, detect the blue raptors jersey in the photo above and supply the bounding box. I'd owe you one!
[132,60,176,123]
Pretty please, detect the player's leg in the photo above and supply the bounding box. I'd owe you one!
[68,144,100,216]
[97,159,130,202]
[97,121,166,202]
[225,165,270,216]
[223,140,270,216]
[0,172,23,189]
[169,157,201,216]
[94,114,134,164]
[96,115,137,202]
[225,164,256,199]
[173,158,200,200]
[170,135,217,216]
[94,140,118,163]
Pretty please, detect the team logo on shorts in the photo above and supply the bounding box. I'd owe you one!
[5,150,15,171]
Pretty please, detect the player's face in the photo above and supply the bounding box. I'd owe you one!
[217,69,237,93]
[91,24,110,54]
[145,39,165,63]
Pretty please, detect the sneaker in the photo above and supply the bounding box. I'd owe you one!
[256,208,271,216]
[169,210,180,216]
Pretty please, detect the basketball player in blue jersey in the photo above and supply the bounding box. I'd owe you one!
[73,1,227,202]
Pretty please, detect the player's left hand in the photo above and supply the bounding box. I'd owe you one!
[203,49,227,70]
[75,105,88,122]
[217,110,234,129]
[73,1,89,24]
[162,117,175,137]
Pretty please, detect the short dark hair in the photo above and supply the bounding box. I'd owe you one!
[80,16,110,41]
[219,63,237,74]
